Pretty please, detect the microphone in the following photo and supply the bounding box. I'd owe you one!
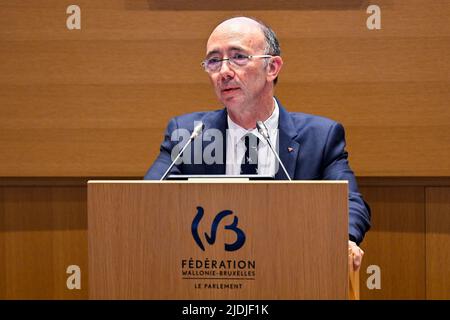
[256,120,292,181]
[160,122,204,181]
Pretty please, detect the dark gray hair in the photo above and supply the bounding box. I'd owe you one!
[248,17,281,85]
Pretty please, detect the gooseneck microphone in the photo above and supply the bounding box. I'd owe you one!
[256,120,292,181]
[160,122,204,181]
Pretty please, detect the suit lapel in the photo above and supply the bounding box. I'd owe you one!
[275,101,300,180]
[198,101,299,178]
[201,108,228,174]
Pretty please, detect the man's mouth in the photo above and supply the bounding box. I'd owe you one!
[221,87,240,93]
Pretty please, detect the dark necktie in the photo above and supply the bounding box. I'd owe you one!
[240,134,259,175]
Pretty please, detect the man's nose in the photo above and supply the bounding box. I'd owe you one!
[218,59,235,78]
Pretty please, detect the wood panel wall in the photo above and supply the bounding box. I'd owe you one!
[1,1,449,300]
[0,0,449,176]
[426,188,450,299]
[0,184,88,299]
[1,180,449,300]
[359,186,426,299]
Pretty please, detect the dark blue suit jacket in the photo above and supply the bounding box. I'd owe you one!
[144,100,371,244]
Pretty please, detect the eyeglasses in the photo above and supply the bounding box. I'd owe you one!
[201,54,273,73]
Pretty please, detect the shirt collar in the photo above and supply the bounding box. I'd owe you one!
[227,97,279,143]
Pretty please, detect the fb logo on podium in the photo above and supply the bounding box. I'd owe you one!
[191,206,246,251]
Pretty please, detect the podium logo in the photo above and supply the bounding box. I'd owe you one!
[191,206,246,251]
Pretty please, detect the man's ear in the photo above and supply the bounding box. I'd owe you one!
[266,56,283,82]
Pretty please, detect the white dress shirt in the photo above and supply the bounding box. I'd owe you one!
[226,98,279,177]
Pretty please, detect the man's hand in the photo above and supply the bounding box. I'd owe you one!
[348,240,364,272]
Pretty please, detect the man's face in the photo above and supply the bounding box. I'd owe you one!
[205,20,270,112]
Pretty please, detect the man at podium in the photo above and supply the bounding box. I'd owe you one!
[144,17,370,271]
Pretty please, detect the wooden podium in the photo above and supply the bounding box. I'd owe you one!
[88,180,349,299]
